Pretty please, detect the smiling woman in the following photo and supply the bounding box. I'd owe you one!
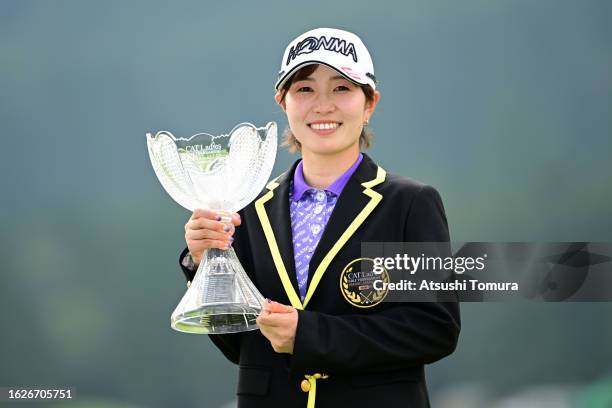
[179,27,460,408]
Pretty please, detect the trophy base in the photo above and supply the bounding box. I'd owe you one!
[171,303,261,334]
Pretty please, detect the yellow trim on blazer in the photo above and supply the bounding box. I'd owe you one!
[254,175,303,308]
[255,166,386,310]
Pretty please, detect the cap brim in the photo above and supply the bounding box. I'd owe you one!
[275,60,371,91]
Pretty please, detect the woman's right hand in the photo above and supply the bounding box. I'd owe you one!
[184,208,241,267]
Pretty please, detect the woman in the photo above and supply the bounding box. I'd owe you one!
[180,28,460,408]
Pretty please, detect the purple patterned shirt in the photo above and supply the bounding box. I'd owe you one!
[289,153,363,301]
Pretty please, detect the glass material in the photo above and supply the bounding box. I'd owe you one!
[146,122,277,334]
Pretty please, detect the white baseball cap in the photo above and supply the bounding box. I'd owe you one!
[275,27,377,91]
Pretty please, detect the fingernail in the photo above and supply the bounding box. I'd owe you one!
[229,236,234,242]
[224,225,230,232]
[226,242,232,249]
[216,215,221,221]
[265,298,271,303]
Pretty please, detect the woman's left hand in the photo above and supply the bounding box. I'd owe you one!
[256,300,298,354]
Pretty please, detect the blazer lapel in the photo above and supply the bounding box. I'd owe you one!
[304,154,386,308]
[254,162,302,309]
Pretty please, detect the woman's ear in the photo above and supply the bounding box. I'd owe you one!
[275,92,286,112]
[364,90,381,120]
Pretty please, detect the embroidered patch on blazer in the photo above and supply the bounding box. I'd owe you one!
[340,258,389,308]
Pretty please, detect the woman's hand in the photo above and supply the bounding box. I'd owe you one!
[256,300,298,354]
[184,209,241,266]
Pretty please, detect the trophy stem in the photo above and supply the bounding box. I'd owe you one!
[171,247,265,334]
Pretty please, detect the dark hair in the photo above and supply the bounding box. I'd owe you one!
[277,64,376,153]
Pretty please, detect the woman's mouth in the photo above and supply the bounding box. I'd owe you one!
[308,122,342,135]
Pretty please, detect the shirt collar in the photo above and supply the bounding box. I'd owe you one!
[291,153,363,202]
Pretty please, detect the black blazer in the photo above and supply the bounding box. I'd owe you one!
[180,154,460,408]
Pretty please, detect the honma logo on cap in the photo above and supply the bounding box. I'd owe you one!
[286,35,358,66]
[275,27,377,91]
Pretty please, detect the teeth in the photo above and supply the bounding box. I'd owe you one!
[311,123,339,130]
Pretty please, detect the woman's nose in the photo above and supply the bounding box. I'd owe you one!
[313,93,335,114]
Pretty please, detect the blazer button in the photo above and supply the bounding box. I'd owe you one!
[300,379,311,392]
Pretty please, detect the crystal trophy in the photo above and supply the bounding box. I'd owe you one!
[146,122,277,334]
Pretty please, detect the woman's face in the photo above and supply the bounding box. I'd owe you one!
[276,64,379,157]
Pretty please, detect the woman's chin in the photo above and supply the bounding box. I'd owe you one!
[301,143,359,157]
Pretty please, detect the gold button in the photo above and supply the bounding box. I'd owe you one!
[300,379,311,392]
[186,281,191,288]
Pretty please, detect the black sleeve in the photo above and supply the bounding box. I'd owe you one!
[403,184,450,242]
[290,185,460,374]
[177,208,256,365]
[179,246,197,282]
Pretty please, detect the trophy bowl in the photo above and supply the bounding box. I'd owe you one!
[146,122,277,334]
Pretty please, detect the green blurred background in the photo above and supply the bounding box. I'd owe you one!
[1,1,611,407]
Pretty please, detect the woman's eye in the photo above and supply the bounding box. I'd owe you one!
[296,86,313,92]
[335,85,350,91]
